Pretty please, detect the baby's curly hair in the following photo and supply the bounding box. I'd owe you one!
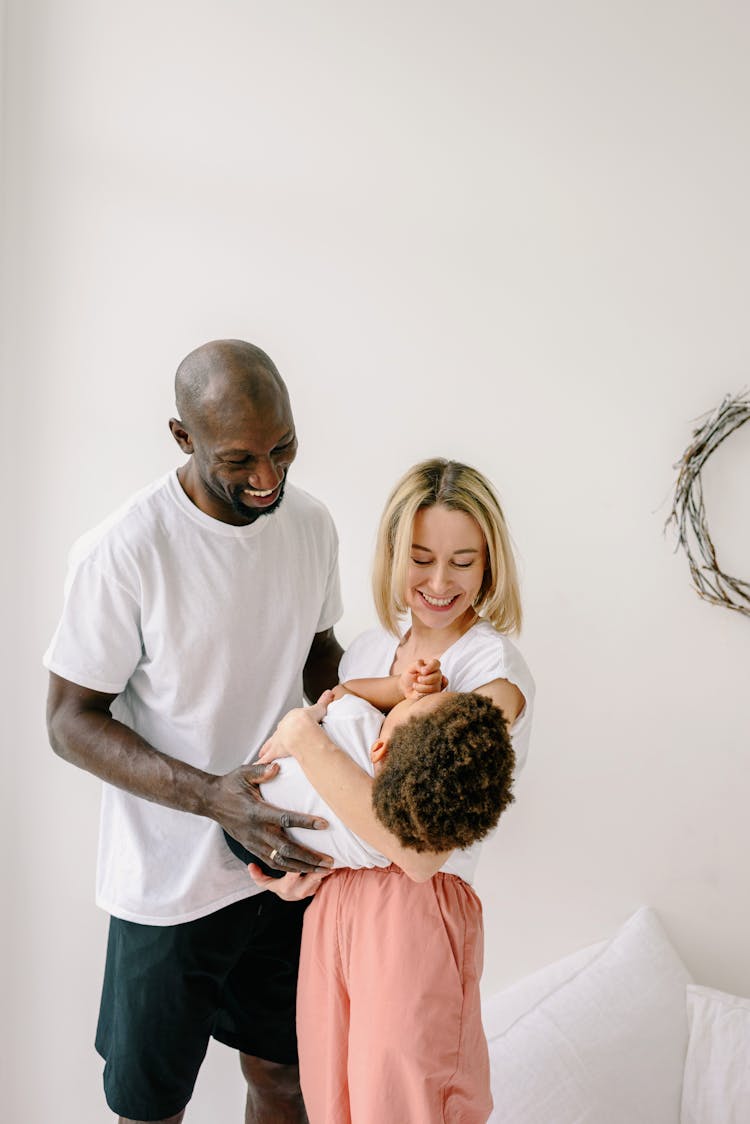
[371,692,515,853]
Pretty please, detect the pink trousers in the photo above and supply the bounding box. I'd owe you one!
[297,866,492,1124]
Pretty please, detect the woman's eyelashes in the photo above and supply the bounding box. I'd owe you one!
[410,557,476,569]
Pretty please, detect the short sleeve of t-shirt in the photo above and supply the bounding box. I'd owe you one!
[44,553,142,694]
[315,516,344,634]
[338,627,397,681]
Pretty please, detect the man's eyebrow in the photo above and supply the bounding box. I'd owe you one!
[217,431,296,457]
[411,543,480,555]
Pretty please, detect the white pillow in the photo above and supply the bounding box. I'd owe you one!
[484,907,691,1124]
[681,985,750,1124]
[482,939,606,1038]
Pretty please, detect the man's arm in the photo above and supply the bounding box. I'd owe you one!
[302,627,344,701]
[46,672,333,873]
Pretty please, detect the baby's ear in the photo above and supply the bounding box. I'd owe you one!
[370,740,389,765]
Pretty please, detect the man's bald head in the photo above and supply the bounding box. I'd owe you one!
[169,340,298,526]
[175,340,288,431]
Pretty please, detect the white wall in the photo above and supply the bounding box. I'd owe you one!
[4,2,750,1120]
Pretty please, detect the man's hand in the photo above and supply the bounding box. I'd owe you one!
[398,658,447,701]
[46,672,332,874]
[247,863,331,901]
[208,761,333,874]
[257,691,334,765]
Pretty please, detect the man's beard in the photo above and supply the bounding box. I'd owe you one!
[229,476,287,523]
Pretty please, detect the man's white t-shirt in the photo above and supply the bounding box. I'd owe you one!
[44,471,343,924]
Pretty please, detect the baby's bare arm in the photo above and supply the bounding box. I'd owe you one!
[342,658,445,710]
[337,675,405,710]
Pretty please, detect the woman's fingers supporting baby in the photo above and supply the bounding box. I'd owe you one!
[247,863,331,901]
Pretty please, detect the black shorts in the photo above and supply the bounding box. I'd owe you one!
[95,893,309,1121]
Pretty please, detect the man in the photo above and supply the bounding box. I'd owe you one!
[44,340,343,1124]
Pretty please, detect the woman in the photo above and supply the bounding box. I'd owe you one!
[253,458,534,1123]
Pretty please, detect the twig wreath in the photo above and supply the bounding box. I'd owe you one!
[666,389,750,617]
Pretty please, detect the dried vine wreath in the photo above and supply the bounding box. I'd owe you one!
[666,389,750,616]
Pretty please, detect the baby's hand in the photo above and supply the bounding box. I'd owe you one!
[399,658,447,700]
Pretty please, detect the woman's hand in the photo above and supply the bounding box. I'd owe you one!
[247,863,331,901]
[398,658,447,701]
[257,690,335,764]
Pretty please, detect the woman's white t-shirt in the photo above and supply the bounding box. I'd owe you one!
[269,619,535,885]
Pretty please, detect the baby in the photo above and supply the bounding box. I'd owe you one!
[224,658,515,873]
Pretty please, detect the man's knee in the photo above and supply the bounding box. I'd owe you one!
[240,1053,302,1098]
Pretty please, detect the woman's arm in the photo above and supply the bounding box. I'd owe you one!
[473,677,525,724]
[261,704,450,882]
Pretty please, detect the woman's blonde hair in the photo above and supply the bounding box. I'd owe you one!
[372,458,523,636]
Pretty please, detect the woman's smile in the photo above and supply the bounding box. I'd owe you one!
[417,590,461,610]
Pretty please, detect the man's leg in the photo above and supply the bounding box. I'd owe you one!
[97,903,269,1122]
[214,894,310,1121]
[241,1054,307,1123]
